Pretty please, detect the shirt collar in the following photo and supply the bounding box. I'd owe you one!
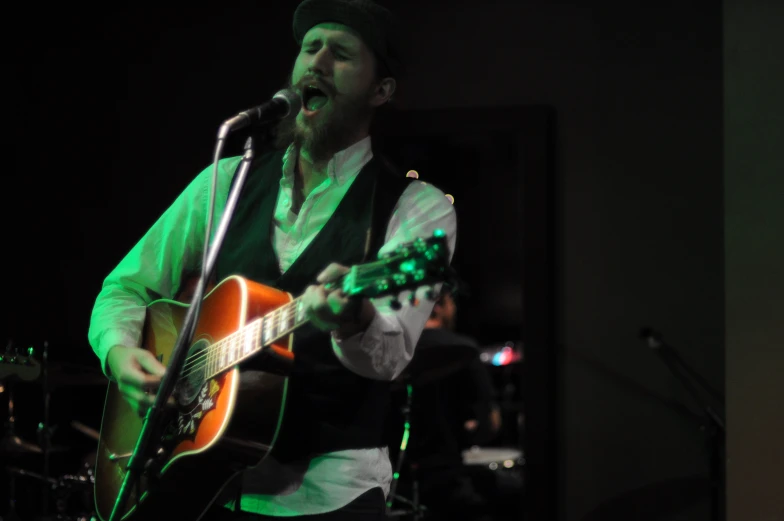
[281,136,374,187]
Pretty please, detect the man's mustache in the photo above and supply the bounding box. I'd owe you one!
[294,75,335,97]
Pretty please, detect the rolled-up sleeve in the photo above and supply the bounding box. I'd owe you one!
[87,157,241,375]
[331,180,457,380]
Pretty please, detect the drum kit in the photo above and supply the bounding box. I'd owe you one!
[2,335,524,520]
[385,332,525,520]
[1,342,104,521]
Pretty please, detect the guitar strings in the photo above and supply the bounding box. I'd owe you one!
[174,268,374,383]
[178,308,301,382]
[176,268,358,375]
[174,267,380,381]
[176,323,292,382]
[177,312,276,375]
[172,246,434,383]
[175,300,299,382]
[178,298,296,371]
[176,325,260,382]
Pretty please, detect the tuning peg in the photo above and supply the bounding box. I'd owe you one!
[376,279,390,293]
[390,299,402,311]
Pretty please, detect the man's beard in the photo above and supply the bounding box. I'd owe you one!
[273,80,373,162]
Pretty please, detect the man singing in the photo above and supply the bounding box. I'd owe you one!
[87,1,457,519]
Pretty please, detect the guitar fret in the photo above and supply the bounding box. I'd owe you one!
[278,305,286,335]
[274,308,282,339]
[262,315,272,345]
[282,302,294,333]
[225,337,232,368]
[243,322,256,355]
[229,334,238,365]
[274,307,283,339]
[291,301,299,328]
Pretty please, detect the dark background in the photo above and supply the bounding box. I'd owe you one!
[5,1,784,521]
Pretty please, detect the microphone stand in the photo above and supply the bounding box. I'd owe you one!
[40,342,50,518]
[386,384,427,521]
[108,135,257,521]
[640,328,725,521]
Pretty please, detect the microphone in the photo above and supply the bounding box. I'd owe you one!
[218,89,302,139]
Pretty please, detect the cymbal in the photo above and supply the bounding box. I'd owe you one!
[0,433,71,455]
[6,466,59,485]
[0,433,42,454]
[70,420,100,442]
[394,328,479,388]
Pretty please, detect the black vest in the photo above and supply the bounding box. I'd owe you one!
[214,147,411,461]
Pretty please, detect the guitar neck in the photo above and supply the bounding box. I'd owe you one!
[197,229,451,379]
[205,295,308,379]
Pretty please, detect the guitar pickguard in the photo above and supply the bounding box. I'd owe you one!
[164,377,221,444]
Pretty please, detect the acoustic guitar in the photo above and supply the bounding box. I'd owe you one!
[94,230,451,521]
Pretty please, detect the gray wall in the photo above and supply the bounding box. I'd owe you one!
[392,1,724,519]
[724,2,784,521]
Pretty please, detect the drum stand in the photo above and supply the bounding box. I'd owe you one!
[2,377,23,521]
[386,384,427,521]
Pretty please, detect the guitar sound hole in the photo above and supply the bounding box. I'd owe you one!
[176,339,210,406]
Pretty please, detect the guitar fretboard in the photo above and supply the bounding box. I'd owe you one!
[203,296,307,379]
[179,231,448,382]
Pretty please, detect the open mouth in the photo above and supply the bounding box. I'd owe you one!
[302,85,330,114]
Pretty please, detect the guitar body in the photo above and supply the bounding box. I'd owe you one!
[95,276,294,521]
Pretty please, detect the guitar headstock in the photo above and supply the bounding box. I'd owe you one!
[0,347,42,381]
[343,229,452,302]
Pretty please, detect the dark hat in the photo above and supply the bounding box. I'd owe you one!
[292,0,403,79]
